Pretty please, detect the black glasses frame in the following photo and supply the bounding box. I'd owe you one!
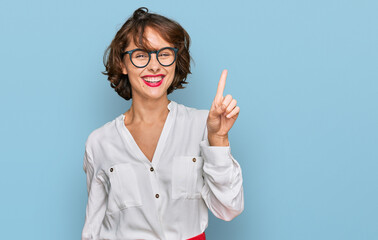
[121,47,178,68]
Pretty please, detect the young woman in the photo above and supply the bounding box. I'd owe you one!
[82,7,244,240]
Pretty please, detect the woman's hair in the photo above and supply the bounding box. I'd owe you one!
[102,7,191,101]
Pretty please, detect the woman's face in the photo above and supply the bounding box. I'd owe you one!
[121,27,176,102]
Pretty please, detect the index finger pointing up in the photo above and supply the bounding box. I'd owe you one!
[215,69,228,103]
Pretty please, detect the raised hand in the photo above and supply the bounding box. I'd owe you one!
[207,69,240,146]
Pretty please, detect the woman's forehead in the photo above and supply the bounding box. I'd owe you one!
[128,26,174,50]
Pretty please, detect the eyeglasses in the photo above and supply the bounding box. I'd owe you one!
[121,47,178,68]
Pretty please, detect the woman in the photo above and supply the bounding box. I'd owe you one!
[82,7,244,240]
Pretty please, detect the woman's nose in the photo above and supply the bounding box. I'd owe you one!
[147,53,161,72]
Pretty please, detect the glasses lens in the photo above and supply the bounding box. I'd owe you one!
[157,48,176,66]
[131,50,149,67]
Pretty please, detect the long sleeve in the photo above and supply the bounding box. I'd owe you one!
[82,148,107,240]
[199,129,244,221]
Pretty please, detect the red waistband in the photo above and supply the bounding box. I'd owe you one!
[187,232,206,240]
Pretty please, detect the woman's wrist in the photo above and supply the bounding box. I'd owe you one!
[208,134,229,146]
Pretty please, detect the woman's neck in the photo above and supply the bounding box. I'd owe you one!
[125,96,171,125]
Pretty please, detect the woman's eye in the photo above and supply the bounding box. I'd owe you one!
[136,54,147,58]
[159,53,171,57]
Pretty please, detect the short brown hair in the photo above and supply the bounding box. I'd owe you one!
[102,7,191,101]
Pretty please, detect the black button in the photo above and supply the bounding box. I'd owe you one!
[150,167,154,172]
[155,194,160,198]
[110,168,113,172]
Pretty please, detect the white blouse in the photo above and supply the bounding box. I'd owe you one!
[82,100,244,240]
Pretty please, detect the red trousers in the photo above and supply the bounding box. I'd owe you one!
[187,232,206,240]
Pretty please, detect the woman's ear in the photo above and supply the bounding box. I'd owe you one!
[121,62,128,75]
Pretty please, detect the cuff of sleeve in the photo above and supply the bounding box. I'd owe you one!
[200,139,233,167]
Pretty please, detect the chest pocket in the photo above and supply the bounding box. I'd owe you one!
[107,163,142,214]
[172,156,204,199]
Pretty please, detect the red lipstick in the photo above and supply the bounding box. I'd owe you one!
[141,74,165,87]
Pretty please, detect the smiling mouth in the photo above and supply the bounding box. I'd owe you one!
[142,76,164,83]
[141,74,165,87]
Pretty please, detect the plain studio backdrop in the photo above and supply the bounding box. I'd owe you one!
[0,0,377,239]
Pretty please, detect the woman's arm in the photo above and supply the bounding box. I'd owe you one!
[82,148,107,240]
[200,69,244,221]
[199,127,244,221]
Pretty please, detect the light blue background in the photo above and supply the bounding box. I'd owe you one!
[1,0,377,239]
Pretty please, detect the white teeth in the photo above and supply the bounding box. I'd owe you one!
[143,76,163,83]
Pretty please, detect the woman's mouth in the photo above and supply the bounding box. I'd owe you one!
[142,75,165,87]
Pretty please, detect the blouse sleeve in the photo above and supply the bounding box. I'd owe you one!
[199,126,244,221]
[82,148,107,240]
